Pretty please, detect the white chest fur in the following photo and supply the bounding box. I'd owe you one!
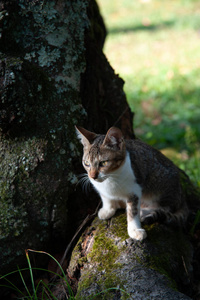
[90,152,142,201]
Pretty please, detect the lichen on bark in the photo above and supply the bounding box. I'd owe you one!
[0,0,134,287]
[0,0,89,275]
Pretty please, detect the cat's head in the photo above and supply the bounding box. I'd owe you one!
[75,126,126,182]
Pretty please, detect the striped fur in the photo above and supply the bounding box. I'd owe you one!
[76,126,191,241]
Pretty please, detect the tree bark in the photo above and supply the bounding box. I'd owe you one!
[1,1,200,299]
[0,0,133,281]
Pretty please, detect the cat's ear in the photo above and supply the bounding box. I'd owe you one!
[102,127,124,150]
[75,126,97,147]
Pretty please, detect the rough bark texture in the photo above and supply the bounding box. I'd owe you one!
[68,213,193,300]
[81,0,134,138]
[0,0,133,281]
[1,1,200,299]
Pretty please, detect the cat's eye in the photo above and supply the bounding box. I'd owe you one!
[99,161,108,167]
[84,160,90,167]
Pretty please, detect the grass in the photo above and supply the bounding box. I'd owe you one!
[0,249,130,299]
[1,2,200,298]
[0,249,75,300]
[98,0,200,185]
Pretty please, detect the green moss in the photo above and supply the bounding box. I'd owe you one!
[110,211,129,240]
[76,272,128,300]
[0,0,89,254]
[88,232,121,269]
[72,213,193,299]
[75,273,95,299]
[148,253,178,290]
[75,219,129,299]
[142,224,191,290]
[0,137,46,238]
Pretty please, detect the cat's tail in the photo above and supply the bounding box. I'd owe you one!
[141,169,200,227]
[141,206,189,227]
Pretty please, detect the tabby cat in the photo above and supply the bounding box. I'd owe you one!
[76,126,189,241]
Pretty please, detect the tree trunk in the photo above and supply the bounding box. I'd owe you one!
[0,0,133,281]
[68,214,193,300]
[1,1,200,299]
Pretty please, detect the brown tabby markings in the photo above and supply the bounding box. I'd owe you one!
[76,125,192,241]
[127,195,139,224]
[83,135,125,180]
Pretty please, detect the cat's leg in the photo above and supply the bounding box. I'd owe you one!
[140,191,189,225]
[140,207,156,224]
[141,206,188,225]
[127,194,147,241]
[98,195,117,220]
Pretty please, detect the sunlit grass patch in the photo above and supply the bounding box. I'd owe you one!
[98,0,200,185]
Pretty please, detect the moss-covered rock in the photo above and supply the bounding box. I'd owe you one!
[68,213,193,299]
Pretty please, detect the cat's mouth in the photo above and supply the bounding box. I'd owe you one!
[90,176,107,183]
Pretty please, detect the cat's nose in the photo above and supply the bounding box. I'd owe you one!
[90,170,99,180]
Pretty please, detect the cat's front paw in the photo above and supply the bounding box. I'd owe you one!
[98,207,116,220]
[128,227,147,241]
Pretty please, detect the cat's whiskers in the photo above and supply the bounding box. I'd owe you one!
[77,173,91,194]
[76,125,192,241]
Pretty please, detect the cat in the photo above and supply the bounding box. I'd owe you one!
[75,125,190,241]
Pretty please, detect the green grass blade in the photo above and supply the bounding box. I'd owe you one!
[25,250,36,299]
[0,268,34,298]
[26,249,74,299]
[18,266,32,299]
[1,250,75,299]
[39,279,59,300]
[0,280,25,297]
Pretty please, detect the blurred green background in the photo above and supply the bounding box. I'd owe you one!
[98,0,200,186]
